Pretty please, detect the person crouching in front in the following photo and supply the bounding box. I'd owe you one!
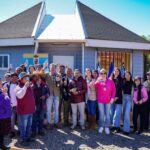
[15,72,35,147]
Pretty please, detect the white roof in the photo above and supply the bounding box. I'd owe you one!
[37,14,85,42]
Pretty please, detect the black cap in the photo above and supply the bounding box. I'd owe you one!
[11,72,18,77]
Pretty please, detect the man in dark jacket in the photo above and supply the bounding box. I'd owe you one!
[31,76,50,137]
[69,69,87,130]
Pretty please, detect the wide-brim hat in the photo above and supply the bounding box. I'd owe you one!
[18,72,28,80]
[29,70,44,78]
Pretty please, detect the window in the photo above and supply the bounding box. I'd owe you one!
[97,51,131,73]
[0,54,9,70]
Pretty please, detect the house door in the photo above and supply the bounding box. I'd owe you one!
[53,55,74,69]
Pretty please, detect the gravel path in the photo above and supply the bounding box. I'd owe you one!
[7,127,150,150]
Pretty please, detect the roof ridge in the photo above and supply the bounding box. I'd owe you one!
[0,2,42,25]
[77,1,149,43]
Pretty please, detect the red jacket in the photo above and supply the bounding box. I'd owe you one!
[69,76,87,103]
[16,84,35,115]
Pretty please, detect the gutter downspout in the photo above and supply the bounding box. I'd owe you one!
[82,43,85,74]
[34,40,39,54]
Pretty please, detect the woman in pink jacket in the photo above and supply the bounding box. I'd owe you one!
[95,69,116,134]
[133,76,148,134]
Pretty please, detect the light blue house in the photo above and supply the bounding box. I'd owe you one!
[0,1,150,78]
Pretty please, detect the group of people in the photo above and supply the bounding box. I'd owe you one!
[0,63,150,150]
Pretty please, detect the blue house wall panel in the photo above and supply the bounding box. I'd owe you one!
[0,46,34,77]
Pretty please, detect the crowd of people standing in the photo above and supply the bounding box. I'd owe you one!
[0,63,150,150]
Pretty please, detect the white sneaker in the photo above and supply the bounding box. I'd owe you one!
[71,125,76,129]
[98,127,104,133]
[81,125,85,130]
[105,128,110,134]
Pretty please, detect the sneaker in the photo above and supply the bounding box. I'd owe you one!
[20,140,29,147]
[136,130,142,135]
[113,127,121,133]
[71,125,76,129]
[55,123,62,129]
[105,128,110,134]
[98,127,104,133]
[30,132,36,138]
[81,125,85,130]
[38,131,45,136]
[9,131,16,138]
[26,137,35,142]
[123,131,130,136]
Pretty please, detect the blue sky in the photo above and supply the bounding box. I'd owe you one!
[0,0,150,36]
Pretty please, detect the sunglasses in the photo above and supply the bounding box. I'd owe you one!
[100,73,106,75]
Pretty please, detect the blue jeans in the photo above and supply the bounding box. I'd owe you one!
[98,103,111,127]
[123,94,132,132]
[46,96,59,124]
[11,106,17,132]
[111,104,122,128]
[18,114,33,141]
[32,108,44,133]
[87,100,97,116]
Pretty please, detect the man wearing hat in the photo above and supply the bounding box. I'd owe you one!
[15,72,35,146]
[143,71,150,131]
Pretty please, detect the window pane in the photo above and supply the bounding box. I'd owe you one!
[97,51,130,73]
[0,56,2,68]
[4,56,8,68]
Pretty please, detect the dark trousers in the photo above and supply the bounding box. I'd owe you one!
[32,108,44,133]
[144,100,150,130]
[63,99,71,124]
[0,121,4,146]
[133,103,146,131]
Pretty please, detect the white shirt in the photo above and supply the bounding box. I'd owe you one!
[9,83,17,107]
[15,85,27,99]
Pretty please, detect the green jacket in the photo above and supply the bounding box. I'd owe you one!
[44,73,61,97]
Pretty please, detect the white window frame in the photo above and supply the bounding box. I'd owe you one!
[0,54,10,70]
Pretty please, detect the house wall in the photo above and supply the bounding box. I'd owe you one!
[132,50,144,78]
[38,43,82,71]
[0,46,34,77]
[84,47,96,71]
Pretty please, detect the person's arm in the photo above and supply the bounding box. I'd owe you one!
[15,85,27,99]
[141,86,148,103]
[77,79,87,95]
[110,80,116,103]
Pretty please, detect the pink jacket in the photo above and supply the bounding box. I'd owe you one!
[95,79,116,104]
[133,86,148,104]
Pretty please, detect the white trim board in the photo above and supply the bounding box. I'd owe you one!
[37,39,85,43]
[86,39,150,50]
[32,1,46,37]
[0,38,35,46]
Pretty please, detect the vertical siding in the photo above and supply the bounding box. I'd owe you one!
[38,43,82,71]
[84,47,96,71]
[0,46,34,78]
[132,50,144,78]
